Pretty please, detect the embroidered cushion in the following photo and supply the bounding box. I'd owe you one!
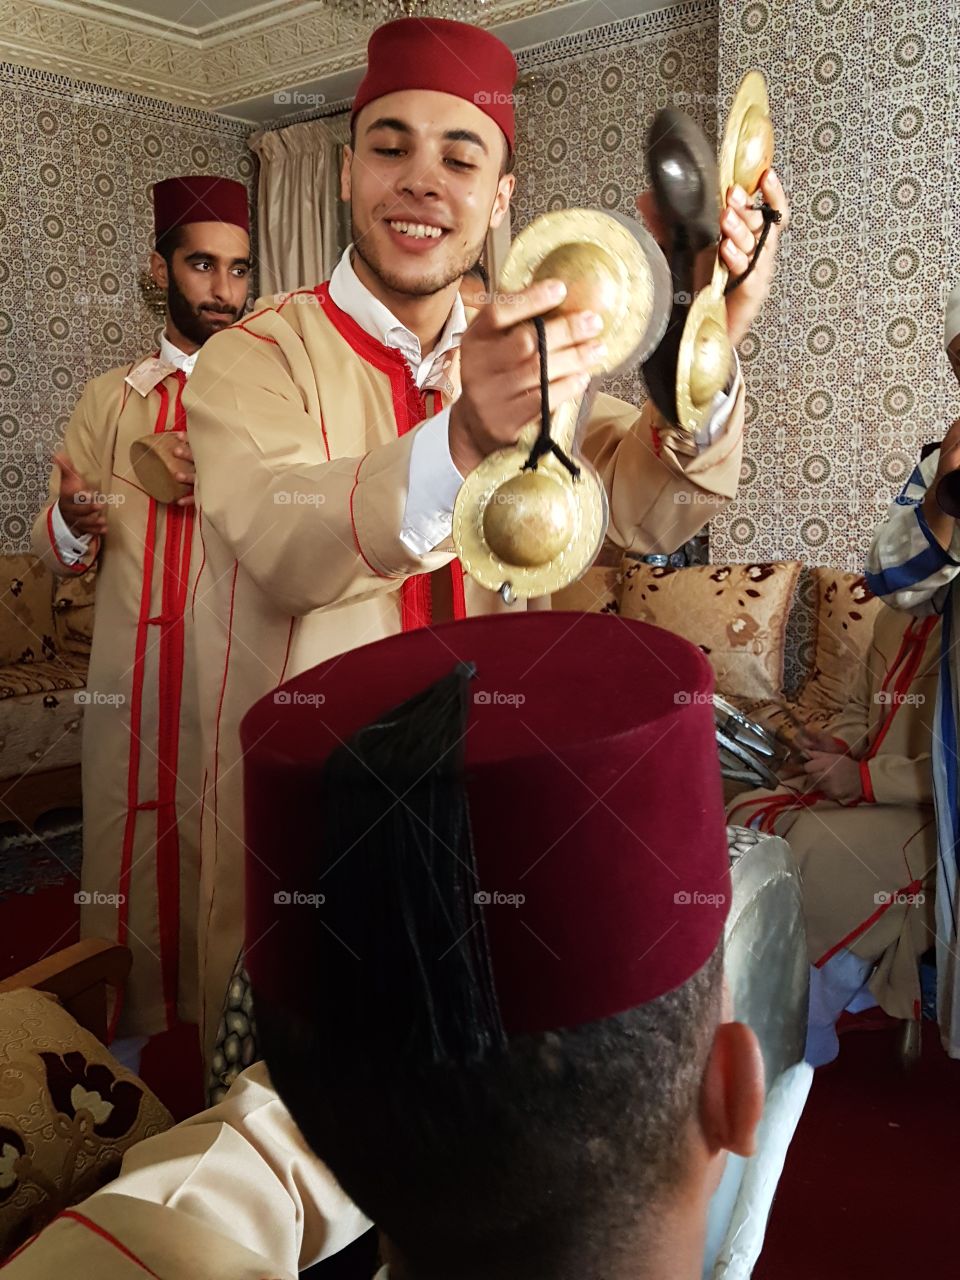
[0,988,171,1260]
[619,560,802,702]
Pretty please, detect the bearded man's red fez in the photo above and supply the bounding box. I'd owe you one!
[242,613,730,1057]
[352,18,518,154]
[153,174,249,241]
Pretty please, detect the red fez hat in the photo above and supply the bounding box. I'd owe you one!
[352,18,517,154]
[153,174,249,241]
[243,613,730,1053]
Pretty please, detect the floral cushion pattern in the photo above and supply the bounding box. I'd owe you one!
[0,557,57,668]
[552,565,621,615]
[0,988,171,1259]
[793,568,884,719]
[0,665,86,781]
[52,564,96,656]
[619,560,802,702]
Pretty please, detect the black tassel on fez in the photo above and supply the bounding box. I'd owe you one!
[317,661,507,1073]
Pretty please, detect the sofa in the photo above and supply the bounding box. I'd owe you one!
[0,554,95,831]
[553,551,885,793]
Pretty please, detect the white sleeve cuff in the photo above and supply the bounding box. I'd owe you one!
[50,501,92,564]
[400,406,464,557]
[695,349,742,449]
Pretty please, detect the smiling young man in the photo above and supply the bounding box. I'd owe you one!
[183,18,788,1065]
[29,175,251,1068]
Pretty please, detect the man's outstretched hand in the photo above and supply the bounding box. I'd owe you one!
[54,452,107,538]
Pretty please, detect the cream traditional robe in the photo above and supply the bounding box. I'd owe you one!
[185,280,745,1060]
[728,606,940,1019]
[31,352,202,1037]
[1,1063,368,1278]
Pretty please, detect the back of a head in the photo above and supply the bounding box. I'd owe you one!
[259,944,722,1279]
[242,613,740,1280]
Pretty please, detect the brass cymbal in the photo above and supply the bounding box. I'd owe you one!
[718,70,774,202]
[498,207,672,373]
[676,286,733,438]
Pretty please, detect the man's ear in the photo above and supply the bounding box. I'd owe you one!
[698,1021,765,1159]
[150,250,169,292]
[489,172,515,231]
[341,146,353,203]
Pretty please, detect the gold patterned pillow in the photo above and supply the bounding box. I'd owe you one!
[793,568,884,718]
[620,560,802,702]
[0,988,172,1260]
[0,557,57,667]
[52,562,97,655]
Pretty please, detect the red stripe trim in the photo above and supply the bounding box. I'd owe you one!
[815,878,925,968]
[57,1211,162,1277]
[235,323,280,346]
[45,504,93,573]
[191,510,207,619]
[202,561,238,1038]
[859,759,875,803]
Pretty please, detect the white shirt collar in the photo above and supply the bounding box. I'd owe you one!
[327,245,467,391]
[159,332,199,377]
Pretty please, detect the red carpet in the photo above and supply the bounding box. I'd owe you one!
[756,1020,958,1278]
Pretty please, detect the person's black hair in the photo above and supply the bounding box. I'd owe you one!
[154,224,185,266]
[257,942,722,1280]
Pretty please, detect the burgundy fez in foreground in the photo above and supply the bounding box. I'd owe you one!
[152,174,250,240]
[242,612,730,1051]
[351,18,518,154]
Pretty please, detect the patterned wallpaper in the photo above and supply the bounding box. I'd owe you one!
[510,0,720,419]
[0,63,255,553]
[710,0,959,572]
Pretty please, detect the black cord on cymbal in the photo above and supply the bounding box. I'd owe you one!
[724,202,782,295]
[521,315,582,480]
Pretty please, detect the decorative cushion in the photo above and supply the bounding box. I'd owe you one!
[52,564,97,656]
[0,987,172,1259]
[0,558,57,667]
[620,560,802,702]
[793,569,883,719]
[0,661,86,780]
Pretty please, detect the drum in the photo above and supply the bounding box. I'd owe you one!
[703,825,812,1279]
[714,695,790,790]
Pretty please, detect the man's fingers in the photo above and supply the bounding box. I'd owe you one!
[176,494,196,508]
[720,204,758,258]
[720,238,751,276]
[759,167,789,228]
[508,371,591,424]
[485,278,568,331]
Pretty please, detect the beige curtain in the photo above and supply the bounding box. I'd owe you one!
[248,120,349,295]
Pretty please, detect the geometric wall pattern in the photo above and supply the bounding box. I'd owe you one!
[0,63,254,552]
